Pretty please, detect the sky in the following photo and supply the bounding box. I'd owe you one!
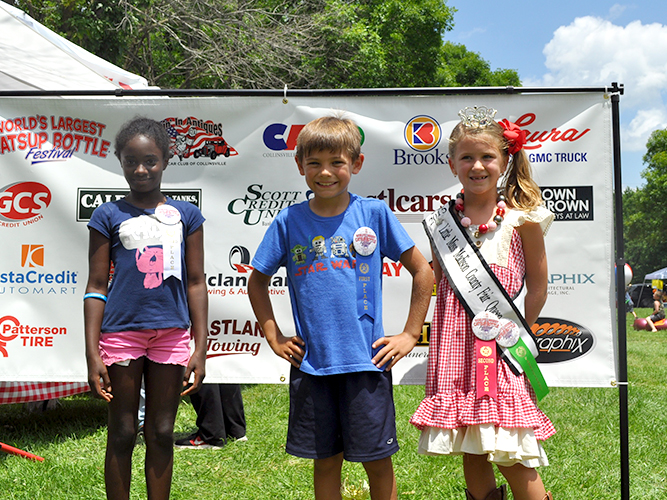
[447,1,667,189]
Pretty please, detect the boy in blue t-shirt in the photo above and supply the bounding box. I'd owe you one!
[248,116,433,499]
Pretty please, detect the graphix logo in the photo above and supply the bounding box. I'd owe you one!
[161,117,237,162]
[0,182,51,227]
[531,317,595,362]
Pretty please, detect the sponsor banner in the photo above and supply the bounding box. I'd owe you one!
[0,93,616,387]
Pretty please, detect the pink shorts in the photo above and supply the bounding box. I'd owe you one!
[99,328,191,367]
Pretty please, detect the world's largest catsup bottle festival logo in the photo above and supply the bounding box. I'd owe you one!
[0,115,110,160]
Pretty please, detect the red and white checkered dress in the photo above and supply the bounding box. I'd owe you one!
[410,208,555,465]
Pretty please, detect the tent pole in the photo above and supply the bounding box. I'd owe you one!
[611,86,630,500]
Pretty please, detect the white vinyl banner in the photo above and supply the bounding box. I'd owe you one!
[0,92,617,387]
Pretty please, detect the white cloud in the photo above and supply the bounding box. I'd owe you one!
[624,108,667,151]
[532,16,667,152]
[607,3,627,21]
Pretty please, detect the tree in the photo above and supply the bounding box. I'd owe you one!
[623,128,667,281]
[7,0,520,89]
[439,42,520,87]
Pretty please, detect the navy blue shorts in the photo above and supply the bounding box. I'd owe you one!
[286,366,399,462]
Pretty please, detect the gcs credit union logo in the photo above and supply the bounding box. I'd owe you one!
[0,182,51,225]
[404,115,441,152]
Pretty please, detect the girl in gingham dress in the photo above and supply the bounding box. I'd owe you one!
[410,108,555,500]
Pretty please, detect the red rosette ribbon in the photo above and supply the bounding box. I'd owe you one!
[498,119,527,155]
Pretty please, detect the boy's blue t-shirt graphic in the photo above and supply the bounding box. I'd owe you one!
[252,193,414,376]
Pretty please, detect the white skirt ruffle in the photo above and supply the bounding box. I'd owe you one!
[418,424,549,468]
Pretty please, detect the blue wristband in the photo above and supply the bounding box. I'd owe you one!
[83,293,107,303]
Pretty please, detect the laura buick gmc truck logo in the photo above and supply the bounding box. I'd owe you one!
[0,182,51,226]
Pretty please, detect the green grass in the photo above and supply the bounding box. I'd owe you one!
[1,310,665,499]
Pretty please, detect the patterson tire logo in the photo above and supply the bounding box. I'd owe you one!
[0,316,19,357]
[531,317,595,363]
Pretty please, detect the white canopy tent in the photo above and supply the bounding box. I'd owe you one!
[644,267,667,281]
[0,2,149,90]
[0,2,149,406]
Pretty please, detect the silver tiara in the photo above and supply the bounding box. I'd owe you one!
[458,106,497,128]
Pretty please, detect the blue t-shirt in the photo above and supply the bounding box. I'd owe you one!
[252,193,414,376]
[88,197,205,333]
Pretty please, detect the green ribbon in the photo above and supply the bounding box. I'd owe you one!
[506,338,549,401]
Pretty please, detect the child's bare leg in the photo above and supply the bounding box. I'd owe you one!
[105,359,145,500]
[143,360,185,500]
[497,463,547,500]
[647,317,657,332]
[362,456,397,500]
[313,452,344,500]
[463,453,497,499]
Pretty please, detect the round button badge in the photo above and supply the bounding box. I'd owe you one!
[353,227,377,256]
[496,319,521,348]
[471,311,500,341]
[155,204,181,225]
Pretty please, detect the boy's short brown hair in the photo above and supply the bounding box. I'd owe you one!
[295,116,361,163]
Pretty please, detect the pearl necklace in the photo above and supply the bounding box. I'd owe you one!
[454,191,506,247]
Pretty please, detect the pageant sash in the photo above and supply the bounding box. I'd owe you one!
[424,200,548,401]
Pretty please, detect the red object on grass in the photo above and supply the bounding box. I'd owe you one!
[0,441,44,461]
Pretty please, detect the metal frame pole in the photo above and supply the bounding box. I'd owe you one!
[611,85,630,500]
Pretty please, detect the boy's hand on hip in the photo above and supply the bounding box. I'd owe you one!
[371,332,419,371]
[268,334,305,367]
